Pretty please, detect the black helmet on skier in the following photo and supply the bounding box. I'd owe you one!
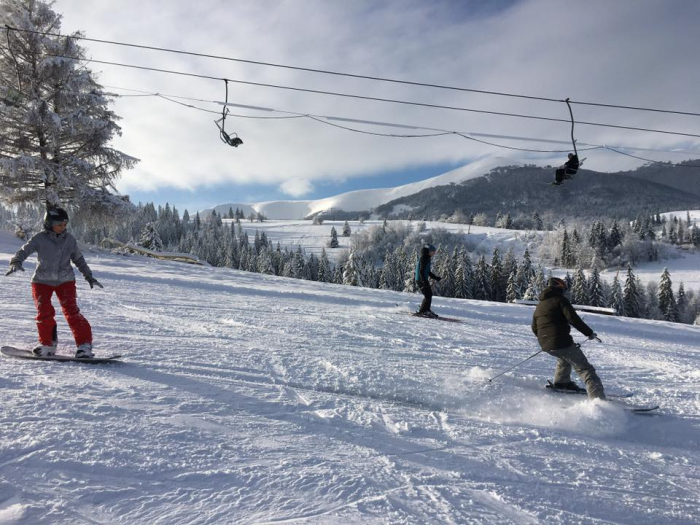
[43,208,69,229]
[548,277,568,291]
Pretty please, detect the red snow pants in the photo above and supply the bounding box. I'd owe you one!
[31,281,92,346]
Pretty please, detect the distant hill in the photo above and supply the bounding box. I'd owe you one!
[200,157,511,219]
[622,160,700,197]
[373,165,700,221]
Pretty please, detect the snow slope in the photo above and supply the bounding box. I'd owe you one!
[1,230,699,524]
[661,210,700,227]
[204,157,512,219]
[226,219,534,263]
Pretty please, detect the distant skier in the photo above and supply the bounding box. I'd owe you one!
[5,208,103,358]
[552,153,579,186]
[531,277,605,399]
[414,244,442,317]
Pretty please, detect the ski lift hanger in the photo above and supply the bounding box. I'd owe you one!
[214,79,243,147]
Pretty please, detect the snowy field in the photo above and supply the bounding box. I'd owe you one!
[225,219,534,264]
[1,231,700,524]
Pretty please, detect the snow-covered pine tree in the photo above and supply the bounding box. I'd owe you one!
[532,211,543,230]
[658,268,678,322]
[473,255,490,301]
[329,226,339,248]
[506,269,518,303]
[318,248,331,283]
[454,249,473,299]
[140,222,163,251]
[561,230,575,267]
[677,282,689,322]
[611,275,625,315]
[343,250,361,286]
[342,221,351,237]
[490,247,504,302]
[588,268,605,307]
[623,264,640,317]
[0,0,136,212]
[534,266,547,294]
[571,267,589,305]
[293,246,306,279]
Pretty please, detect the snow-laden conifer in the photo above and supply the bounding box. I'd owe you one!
[0,0,136,212]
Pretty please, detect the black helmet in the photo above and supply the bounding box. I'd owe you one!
[548,277,567,290]
[424,244,436,252]
[44,207,69,229]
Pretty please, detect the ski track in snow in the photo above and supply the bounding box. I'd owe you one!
[1,232,699,524]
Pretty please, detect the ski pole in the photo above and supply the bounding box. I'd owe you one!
[487,349,544,383]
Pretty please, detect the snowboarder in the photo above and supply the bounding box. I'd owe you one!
[553,153,579,186]
[5,208,103,358]
[414,244,442,317]
[531,277,605,399]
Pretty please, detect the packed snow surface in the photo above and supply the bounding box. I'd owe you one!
[1,231,699,524]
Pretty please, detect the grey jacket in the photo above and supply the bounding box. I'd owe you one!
[11,230,93,286]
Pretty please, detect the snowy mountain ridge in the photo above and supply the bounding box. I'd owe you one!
[202,157,512,219]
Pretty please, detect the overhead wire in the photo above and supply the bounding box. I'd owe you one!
[103,85,696,158]
[6,24,700,119]
[35,54,700,140]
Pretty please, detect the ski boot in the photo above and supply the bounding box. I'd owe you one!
[75,343,94,359]
[32,344,57,357]
[552,381,586,393]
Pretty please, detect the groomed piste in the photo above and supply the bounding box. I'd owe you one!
[1,231,699,524]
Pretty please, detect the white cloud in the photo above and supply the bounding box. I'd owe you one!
[279,178,314,198]
[52,0,700,198]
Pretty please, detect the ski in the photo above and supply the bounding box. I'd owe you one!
[410,313,462,323]
[545,380,634,399]
[1,346,122,364]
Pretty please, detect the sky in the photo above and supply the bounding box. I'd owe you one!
[48,0,700,212]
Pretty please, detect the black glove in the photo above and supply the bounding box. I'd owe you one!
[588,332,598,340]
[87,277,103,289]
[5,264,24,276]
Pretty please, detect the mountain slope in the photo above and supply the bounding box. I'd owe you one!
[203,157,512,219]
[375,165,700,220]
[1,231,699,524]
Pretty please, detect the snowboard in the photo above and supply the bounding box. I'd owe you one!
[411,313,462,323]
[545,380,634,399]
[1,346,122,364]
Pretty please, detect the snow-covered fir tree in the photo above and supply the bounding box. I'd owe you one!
[588,268,605,307]
[342,221,351,237]
[329,227,339,248]
[623,264,640,317]
[343,250,361,286]
[610,276,625,316]
[140,222,163,251]
[658,268,678,322]
[0,0,136,212]
[571,267,589,305]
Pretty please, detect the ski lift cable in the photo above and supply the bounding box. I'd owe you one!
[97,85,700,156]
[105,85,700,158]
[602,146,700,168]
[5,25,700,119]
[35,53,700,140]
[20,82,700,161]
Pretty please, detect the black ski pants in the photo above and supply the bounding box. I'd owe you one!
[555,168,577,184]
[418,281,433,313]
